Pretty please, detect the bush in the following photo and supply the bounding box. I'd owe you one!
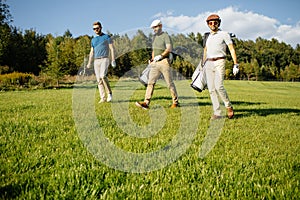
[0,72,36,90]
[0,72,83,90]
[0,66,10,74]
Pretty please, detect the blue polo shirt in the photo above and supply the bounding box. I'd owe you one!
[91,33,112,58]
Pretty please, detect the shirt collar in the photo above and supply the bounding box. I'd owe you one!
[210,28,221,34]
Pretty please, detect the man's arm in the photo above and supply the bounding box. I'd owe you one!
[109,43,115,61]
[161,43,172,58]
[228,43,238,64]
[109,43,117,67]
[228,43,239,75]
[87,47,94,68]
[202,46,207,61]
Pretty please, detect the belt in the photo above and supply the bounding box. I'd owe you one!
[207,56,226,61]
[95,56,108,59]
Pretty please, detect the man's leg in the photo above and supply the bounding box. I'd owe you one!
[144,64,161,105]
[214,60,232,108]
[206,61,221,116]
[94,59,106,101]
[99,58,112,96]
[159,59,178,105]
[215,59,234,118]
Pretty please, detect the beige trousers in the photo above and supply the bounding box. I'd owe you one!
[144,58,178,105]
[205,59,232,116]
[94,58,112,100]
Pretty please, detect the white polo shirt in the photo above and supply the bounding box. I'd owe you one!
[206,30,232,58]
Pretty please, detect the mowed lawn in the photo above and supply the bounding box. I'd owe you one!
[0,80,299,199]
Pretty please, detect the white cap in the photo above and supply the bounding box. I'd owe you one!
[150,19,162,28]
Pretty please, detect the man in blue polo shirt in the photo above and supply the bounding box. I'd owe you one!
[203,14,239,119]
[87,21,116,103]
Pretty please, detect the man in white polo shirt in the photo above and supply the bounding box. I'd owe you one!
[203,14,239,119]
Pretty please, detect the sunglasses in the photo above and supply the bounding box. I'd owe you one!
[93,27,101,30]
[151,25,160,29]
[208,21,219,26]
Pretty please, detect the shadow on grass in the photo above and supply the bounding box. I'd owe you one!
[231,101,266,106]
[113,83,166,91]
[0,180,30,199]
[234,108,300,118]
[118,95,211,107]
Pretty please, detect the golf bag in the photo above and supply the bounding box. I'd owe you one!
[139,52,174,86]
[190,62,207,92]
[139,65,151,87]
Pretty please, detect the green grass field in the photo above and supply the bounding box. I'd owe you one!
[1,80,299,199]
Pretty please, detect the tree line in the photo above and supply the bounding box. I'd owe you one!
[1,0,300,82]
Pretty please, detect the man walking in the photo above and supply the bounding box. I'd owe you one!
[135,19,179,109]
[203,14,239,119]
[87,21,116,103]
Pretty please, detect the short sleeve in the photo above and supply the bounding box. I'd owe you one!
[107,35,113,44]
[223,32,233,45]
[165,34,172,45]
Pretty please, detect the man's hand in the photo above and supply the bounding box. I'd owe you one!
[111,60,116,68]
[86,63,92,69]
[153,55,162,62]
[233,64,239,76]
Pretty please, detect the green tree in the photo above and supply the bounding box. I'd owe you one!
[111,34,134,77]
[252,58,260,80]
[291,44,300,65]
[0,0,12,65]
[74,35,91,69]
[45,35,64,85]
[21,29,47,75]
[235,39,255,63]
[45,30,80,85]
[63,29,72,38]
[254,37,296,80]
[2,28,46,75]
[59,36,77,75]
[282,63,300,81]
[242,61,253,81]
[170,33,201,78]
[195,32,203,46]
[130,30,151,66]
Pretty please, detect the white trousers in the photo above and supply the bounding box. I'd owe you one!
[94,58,111,100]
[205,59,232,116]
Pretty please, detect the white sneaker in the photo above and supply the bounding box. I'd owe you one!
[107,94,112,102]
